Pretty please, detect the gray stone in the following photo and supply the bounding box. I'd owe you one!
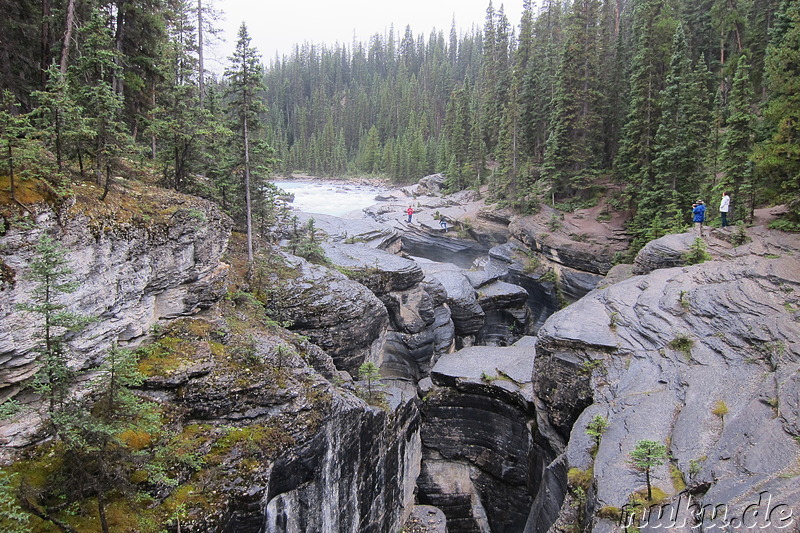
[529,235,800,533]
[323,243,425,294]
[268,255,389,377]
[633,232,698,274]
[290,212,401,252]
[420,345,538,532]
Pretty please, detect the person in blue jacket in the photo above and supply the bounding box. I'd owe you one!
[692,200,706,236]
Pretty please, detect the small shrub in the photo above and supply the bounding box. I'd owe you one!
[768,217,800,232]
[358,362,382,399]
[547,213,562,231]
[523,254,541,274]
[730,221,749,246]
[711,399,729,419]
[609,311,620,329]
[481,371,498,382]
[689,458,704,477]
[567,467,593,491]
[586,415,609,449]
[540,269,558,284]
[668,334,694,358]
[683,237,711,265]
[679,290,690,310]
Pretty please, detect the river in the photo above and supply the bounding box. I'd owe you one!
[274,180,388,217]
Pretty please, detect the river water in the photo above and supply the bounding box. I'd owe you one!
[274,180,388,217]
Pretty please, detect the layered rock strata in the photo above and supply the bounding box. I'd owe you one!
[529,234,800,532]
[418,345,538,532]
[0,198,231,410]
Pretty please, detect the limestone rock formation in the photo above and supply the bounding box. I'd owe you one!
[529,233,800,532]
[321,243,455,379]
[509,205,629,276]
[264,253,390,377]
[263,388,421,533]
[418,345,537,532]
[290,211,401,252]
[0,198,232,408]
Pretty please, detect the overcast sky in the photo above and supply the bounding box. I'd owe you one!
[206,0,528,73]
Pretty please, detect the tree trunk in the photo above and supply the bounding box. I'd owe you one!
[40,0,52,88]
[60,0,77,74]
[244,114,254,262]
[100,163,112,200]
[112,0,128,95]
[55,107,63,169]
[98,494,110,533]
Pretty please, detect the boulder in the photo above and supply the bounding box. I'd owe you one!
[417,173,448,195]
[632,232,697,274]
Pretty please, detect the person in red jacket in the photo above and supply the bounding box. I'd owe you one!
[406,205,414,223]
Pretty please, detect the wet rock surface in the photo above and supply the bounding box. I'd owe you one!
[419,345,537,532]
[531,232,800,532]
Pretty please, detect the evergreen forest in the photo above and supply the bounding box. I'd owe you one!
[2,0,799,253]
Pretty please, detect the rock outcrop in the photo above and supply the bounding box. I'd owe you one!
[264,253,390,377]
[321,243,455,379]
[264,388,421,533]
[529,232,800,532]
[418,345,538,532]
[0,194,232,407]
[509,205,629,276]
[290,212,402,252]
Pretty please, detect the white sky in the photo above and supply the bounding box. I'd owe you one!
[206,0,528,73]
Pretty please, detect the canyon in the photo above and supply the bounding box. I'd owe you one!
[0,176,798,532]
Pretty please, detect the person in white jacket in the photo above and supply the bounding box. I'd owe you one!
[719,191,730,228]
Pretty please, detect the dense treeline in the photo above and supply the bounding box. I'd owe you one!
[1,0,799,248]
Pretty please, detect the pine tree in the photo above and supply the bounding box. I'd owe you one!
[628,439,667,501]
[542,0,605,201]
[16,235,91,417]
[615,0,678,247]
[720,54,755,223]
[225,23,266,262]
[0,90,33,203]
[649,25,711,234]
[68,8,129,199]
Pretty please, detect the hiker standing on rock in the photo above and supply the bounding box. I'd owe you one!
[719,191,730,228]
[406,205,414,223]
[692,200,706,236]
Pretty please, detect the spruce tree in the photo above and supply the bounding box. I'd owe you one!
[0,90,33,203]
[720,54,756,223]
[628,439,667,501]
[16,235,91,418]
[649,25,711,234]
[542,0,605,201]
[68,8,129,199]
[225,23,266,262]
